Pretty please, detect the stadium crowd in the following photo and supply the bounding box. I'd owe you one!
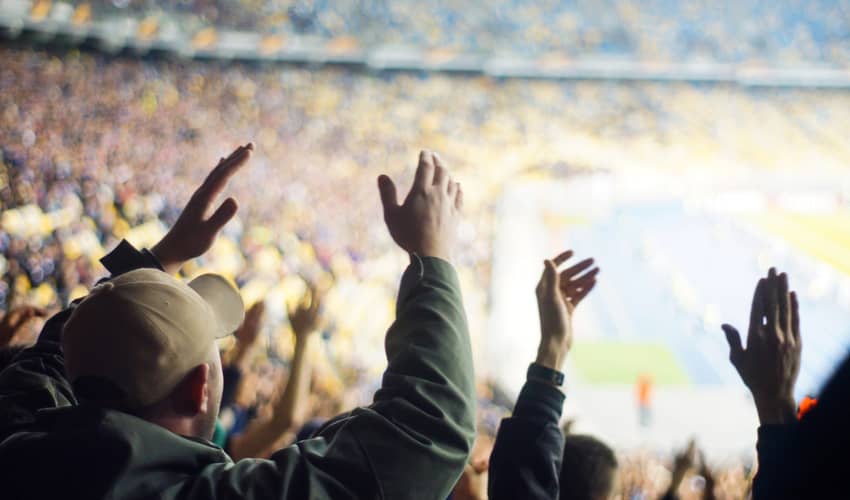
[85,0,850,64]
[1,44,850,499]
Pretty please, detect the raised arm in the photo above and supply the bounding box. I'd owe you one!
[191,150,475,499]
[489,250,599,500]
[0,143,254,441]
[229,289,321,460]
[349,150,476,496]
[721,268,801,499]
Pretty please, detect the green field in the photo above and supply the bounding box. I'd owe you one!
[570,340,691,386]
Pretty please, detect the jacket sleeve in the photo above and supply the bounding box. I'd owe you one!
[179,255,477,500]
[0,240,163,441]
[751,424,798,500]
[488,379,566,500]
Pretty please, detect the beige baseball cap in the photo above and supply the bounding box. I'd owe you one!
[62,268,245,410]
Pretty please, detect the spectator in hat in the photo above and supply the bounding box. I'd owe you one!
[0,146,476,499]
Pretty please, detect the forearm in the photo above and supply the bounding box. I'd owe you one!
[246,256,475,497]
[755,396,796,426]
[229,334,315,460]
[662,476,685,500]
[230,341,254,372]
[752,424,798,500]
[274,332,315,429]
[366,255,476,498]
[489,379,565,500]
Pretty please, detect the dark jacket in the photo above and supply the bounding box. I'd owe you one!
[488,379,566,500]
[0,242,476,499]
[751,349,850,500]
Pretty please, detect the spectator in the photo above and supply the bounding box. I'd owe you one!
[721,267,800,500]
[488,250,600,500]
[227,285,322,459]
[559,434,618,500]
[0,147,477,499]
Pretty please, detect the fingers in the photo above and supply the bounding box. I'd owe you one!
[5,306,47,330]
[250,301,266,318]
[206,143,253,187]
[748,278,766,338]
[206,197,239,232]
[778,272,790,335]
[432,152,449,192]
[413,150,435,190]
[377,175,400,216]
[308,285,322,316]
[565,266,599,285]
[722,324,745,369]
[569,280,596,305]
[552,250,574,266]
[455,184,464,211]
[560,257,595,281]
[447,180,458,199]
[13,305,47,320]
[765,268,781,342]
[195,143,254,214]
[790,291,800,344]
[537,259,559,298]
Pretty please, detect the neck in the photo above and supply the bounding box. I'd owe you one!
[146,413,197,438]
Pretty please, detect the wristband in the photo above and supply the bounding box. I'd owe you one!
[527,362,565,387]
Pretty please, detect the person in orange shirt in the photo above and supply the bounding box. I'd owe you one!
[636,373,653,428]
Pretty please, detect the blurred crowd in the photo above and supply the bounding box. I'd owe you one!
[85,0,850,64]
[3,45,850,498]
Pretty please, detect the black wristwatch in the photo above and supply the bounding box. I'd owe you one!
[527,362,565,387]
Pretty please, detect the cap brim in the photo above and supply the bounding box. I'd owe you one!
[188,274,245,338]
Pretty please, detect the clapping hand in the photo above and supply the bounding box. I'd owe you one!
[722,268,801,424]
[378,150,463,262]
[152,143,254,274]
[534,250,599,371]
[289,285,322,340]
[236,301,266,347]
[0,305,47,347]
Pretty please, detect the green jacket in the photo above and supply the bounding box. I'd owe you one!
[0,244,475,500]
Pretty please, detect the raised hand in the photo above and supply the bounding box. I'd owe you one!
[722,268,801,424]
[236,301,266,347]
[698,450,717,500]
[535,250,599,371]
[377,150,463,261]
[668,439,698,495]
[152,143,254,274]
[289,285,322,339]
[0,305,47,347]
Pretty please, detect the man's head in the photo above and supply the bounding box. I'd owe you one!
[559,434,618,500]
[62,269,244,440]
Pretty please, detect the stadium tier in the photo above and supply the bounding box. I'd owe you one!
[4,1,850,85]
[4,44,850,406]
[21,0,850,63]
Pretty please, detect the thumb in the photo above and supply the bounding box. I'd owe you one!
[377,175,399,215]
[544,259,560,296]
[722,324,744,366]
[207,197,239,231]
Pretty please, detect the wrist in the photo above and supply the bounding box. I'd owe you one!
[536,339,568,371]
[412,249,451,262]
[150,242,181,275]
[294,330,318,345]
[754,395,797,425]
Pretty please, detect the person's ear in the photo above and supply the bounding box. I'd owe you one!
[177,363,210,415]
